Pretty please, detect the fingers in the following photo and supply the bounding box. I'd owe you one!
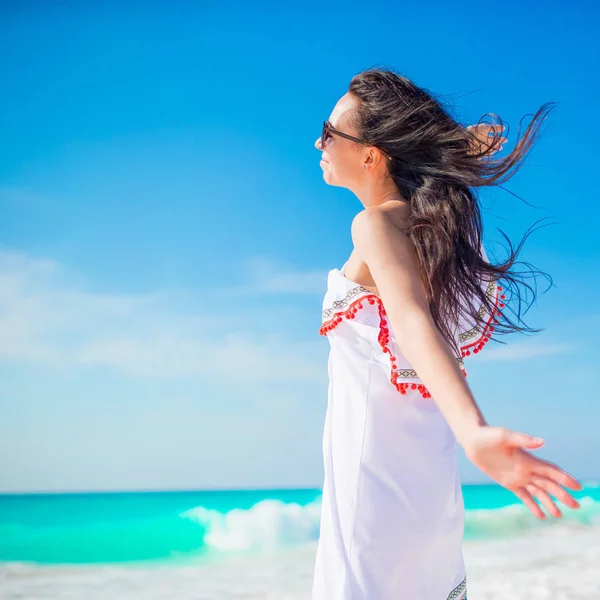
[514,479,580,520]
[471,123,505,130]
[516,457,583,519]
[472,123,506,136]
[536,462,583,490]
[506,430,545,449]
[513,487,546,519]
[525,483,562,518]
[486,135,507,150]
[467,123,508,157]
[531,475,581,510]
[470,125,507,147]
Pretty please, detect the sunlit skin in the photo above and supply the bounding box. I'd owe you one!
[315,92,583,520]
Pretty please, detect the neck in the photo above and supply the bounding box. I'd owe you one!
[356,179,407,209]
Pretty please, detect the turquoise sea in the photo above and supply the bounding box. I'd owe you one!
[1,482,599,565]
[2,483,599,599]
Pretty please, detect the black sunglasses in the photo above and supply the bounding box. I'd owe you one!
[321,121,393,161]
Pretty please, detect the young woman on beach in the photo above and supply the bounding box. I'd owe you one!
[313,68,582,600]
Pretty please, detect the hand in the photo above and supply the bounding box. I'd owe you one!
[466,123,507,157]
[464,426,583,519]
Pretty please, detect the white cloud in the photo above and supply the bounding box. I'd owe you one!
[204,256,330,296]
[0,250,327,381]
[1,249,579,376]
[476,340,577,361]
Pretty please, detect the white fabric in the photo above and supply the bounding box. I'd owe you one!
[312,263,469,600]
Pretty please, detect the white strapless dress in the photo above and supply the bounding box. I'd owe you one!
[312,258,502,599]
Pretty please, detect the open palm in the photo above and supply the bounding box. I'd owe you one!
[465,426,583,519]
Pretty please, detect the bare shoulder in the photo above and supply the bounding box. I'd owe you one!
[344,201,423,294]
[351,201,423,279]
[351,201,411,253]
[349,202,426,304]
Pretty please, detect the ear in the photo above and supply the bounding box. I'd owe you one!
[364,148,387,169]
[364,148,377,168]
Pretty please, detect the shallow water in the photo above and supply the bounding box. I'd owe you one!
[1,483,598,599]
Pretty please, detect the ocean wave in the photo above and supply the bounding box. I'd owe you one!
[2,493,598,564]
[180,498,322,552]
[464,495,600,538]
[183,494,600,552]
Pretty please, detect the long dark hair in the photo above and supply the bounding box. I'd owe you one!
[348,68,553,356]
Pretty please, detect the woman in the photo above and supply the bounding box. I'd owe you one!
[312,68,582,599]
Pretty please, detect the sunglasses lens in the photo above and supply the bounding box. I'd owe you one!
[321,124,330,149]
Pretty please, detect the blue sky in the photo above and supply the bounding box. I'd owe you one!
[1,1,598,493]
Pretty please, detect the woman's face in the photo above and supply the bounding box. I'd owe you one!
[314,93,366,189]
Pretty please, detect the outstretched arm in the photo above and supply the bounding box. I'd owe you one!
[352,208,582,519]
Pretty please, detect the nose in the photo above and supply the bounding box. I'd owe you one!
[315,137,322,150]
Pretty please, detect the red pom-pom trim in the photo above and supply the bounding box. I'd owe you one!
[460,282,505,358]
[320,281,499,399]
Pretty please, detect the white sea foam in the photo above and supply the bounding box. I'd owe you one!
[1,524,600,599]
[2,497,599,598]
[464,495,600,537]
[181,498,322,551]
[177,495,600,554]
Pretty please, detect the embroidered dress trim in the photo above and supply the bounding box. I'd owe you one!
[376,295,467,399]
[320,289,467,400]
[459,278,505,357]
[321,285,371,321]
[447,575,467,600]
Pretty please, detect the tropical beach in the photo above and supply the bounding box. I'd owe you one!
[2,2,599,599]
[1,484,599,598]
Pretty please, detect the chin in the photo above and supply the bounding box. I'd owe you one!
[322,164,333,176]
[322,171,335,185]
[321,165,342,187]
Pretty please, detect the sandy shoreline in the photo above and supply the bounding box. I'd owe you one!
[1,524,599,599]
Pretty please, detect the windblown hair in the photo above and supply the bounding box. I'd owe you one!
[348,68,553,355]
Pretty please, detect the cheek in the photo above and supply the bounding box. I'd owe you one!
[329,155,358,180]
